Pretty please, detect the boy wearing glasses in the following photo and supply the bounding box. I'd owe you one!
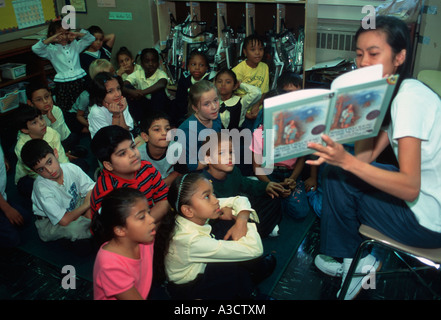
[26,82,86,160]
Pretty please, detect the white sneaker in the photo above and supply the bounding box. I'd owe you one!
[314,254,343,277]
[337,254,381,300]
[269,225,280,237]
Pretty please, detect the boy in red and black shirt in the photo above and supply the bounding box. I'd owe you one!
[90,125,169,222]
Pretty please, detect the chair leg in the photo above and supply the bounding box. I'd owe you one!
[393,251,441,300]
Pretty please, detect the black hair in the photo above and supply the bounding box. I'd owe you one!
[187,50,209,68]
[87,25,104,35]
[139,111,170,134]
[276,71,303,92]
[354,15,412,127]
[115,46,134,66]
[91,125,134,163]
[153,173,206,282]
[46,20,64,38]
[14,104,42,131]
[26,81,50,101]
[20,139,55,170]
[241,34,265,58]
[214,68,238,85]
[88,71,124,106]
[136,48,160,64]
[91,187,147,245]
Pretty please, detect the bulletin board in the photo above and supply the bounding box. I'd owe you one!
[0,0,58,34]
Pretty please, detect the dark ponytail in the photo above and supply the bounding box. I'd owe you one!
[153,173,206,283]
[91,187,146,245]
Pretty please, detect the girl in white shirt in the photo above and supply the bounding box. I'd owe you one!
[154,173,275,300]
[32,20,95,114]
[214,68,261,130]
[307,15,441,300]
[88,72,134,138]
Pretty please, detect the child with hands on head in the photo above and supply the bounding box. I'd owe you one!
[88,72,134,138]
[32,20,95,117]
[154,173,275,300]
[92,187,156,300]
[80,25,115,81]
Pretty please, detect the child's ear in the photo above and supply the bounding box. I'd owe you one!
[140,132,149,143]
[53,148,59,159]
[27,99,34,107]
[103,160,113,172]
[113,225,127,237]
[180,204,194,219]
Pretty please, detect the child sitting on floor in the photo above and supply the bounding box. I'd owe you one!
[202,131,283,238]
[14,104,69,198]
[21,139,95,242]
[89,125,169,222]
[92,187,156,300]
[154,173,275,300]
[138,111,181,186]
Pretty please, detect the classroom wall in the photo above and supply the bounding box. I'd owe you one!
[55,0,160,64]
[0,0,160,64]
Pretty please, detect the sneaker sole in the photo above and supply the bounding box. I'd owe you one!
[342,260,382,300]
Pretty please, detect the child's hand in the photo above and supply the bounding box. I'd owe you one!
[266,181,285,199]
[67,31,83,41]
[282,178,296,191]
[246,105,260,119]
[304,176,317,193]
[219,207,234,220]
[224,219,247,241]
[105,97,127,114]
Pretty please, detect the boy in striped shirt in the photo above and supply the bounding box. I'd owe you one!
[90,125,169,222]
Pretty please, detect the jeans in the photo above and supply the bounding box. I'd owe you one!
[320,163,441,258]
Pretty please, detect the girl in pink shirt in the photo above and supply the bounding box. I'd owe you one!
[92,187,156,300]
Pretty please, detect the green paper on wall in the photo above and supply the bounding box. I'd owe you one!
[109,11,132,20]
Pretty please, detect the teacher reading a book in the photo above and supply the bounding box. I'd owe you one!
[306,15,441,300]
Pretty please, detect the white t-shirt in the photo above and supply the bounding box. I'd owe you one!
[126,68,170,99]
[88,104,134,138]
[32,163,95,225]
[386,79,441,233]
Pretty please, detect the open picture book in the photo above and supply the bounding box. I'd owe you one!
[262,64,398,165]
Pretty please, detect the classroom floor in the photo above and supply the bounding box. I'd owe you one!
[1,217,440,300]
[0,121,440,301]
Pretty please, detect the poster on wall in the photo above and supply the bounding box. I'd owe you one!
[13,0,45,29]
[66,0,86,13]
